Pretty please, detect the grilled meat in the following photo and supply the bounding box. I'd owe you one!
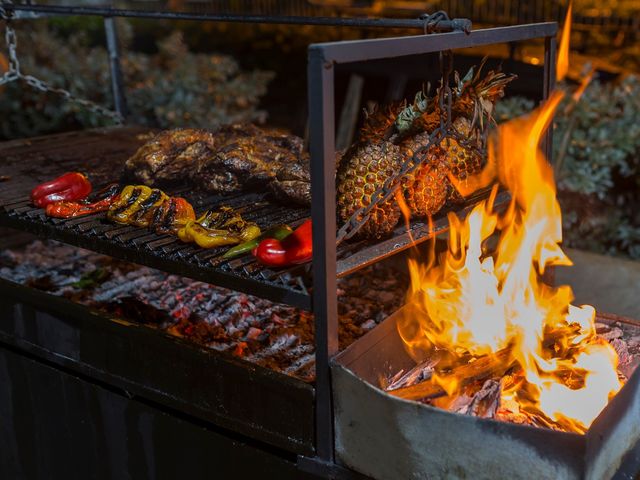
[124,129,218,186]
[269,153,311,206]
[195,135,296,193]
[124,124,311,206]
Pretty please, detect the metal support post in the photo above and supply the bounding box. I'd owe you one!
[104,17,128,120]
[308,46,338,462]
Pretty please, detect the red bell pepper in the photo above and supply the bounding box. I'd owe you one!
[45,183,120,218]
[31,172,92,208]
[253,219,312,267]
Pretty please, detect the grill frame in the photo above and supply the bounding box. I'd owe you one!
[307,21,558,461]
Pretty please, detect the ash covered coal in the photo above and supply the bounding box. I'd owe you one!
[0,240,407,381]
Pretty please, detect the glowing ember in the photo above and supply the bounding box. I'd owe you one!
[397,9,622,433]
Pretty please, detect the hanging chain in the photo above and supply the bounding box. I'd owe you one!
[335,48,475,245]
[0,3,124,124]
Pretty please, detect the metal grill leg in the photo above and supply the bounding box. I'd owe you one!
[308,47,338,462]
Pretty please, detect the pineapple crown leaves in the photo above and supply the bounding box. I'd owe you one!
[453,57,517,132]
[458,58,517,104]
[394,90,430,135]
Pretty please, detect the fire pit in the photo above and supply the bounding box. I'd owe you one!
[333,309,640,480]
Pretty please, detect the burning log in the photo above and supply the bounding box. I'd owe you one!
[387,347,514,401]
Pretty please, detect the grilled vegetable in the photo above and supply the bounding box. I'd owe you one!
[107,185,195,233]
[31,172,92,208]
[152,197,196,234]
[223,224,293,259]
[45,184,120,219]
[252,238,287,267]
[335,60,516,238]
[253,219,312,267]
[336,142,402,239]
[176,206,261,249]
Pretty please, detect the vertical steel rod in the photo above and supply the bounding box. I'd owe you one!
[542,34,556,163]
[104,16,129,119]
[308,45,338,462]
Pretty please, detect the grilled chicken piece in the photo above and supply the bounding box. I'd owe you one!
[124,129,218,186]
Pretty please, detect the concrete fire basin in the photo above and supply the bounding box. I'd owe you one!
[332,308,640,480]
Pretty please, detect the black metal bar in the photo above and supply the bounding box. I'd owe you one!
[6,4,471,32]
[103,17,129,120]
[308,47,338,462]
[316,22,557,64]
[543,34,557,163]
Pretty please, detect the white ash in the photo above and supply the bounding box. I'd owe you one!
[387,359,436,391]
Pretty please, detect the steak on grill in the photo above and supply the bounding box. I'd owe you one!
[124,128,218,186]
[124,125,311,206]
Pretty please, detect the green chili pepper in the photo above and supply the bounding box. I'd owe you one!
[222,224,293,259]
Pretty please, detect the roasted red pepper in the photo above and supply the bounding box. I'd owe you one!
[45,184,120,218]
[31,172,92,208]
[253,219,312,267]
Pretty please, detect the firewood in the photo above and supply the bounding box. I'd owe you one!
[386,347,515,402]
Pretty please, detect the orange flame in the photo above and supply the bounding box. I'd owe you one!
[399,72,621,433]
[557,2,572,82]
[571,68,594,104]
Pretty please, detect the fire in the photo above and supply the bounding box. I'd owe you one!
[398,13,622,432]
[557,2,572,82]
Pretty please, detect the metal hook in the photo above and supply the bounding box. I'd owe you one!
[420,11,451,35]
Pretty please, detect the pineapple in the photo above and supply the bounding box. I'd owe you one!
[336,59,515,239]
[399,133,450,217]
[432,62,515,203]
[337,141,402,239]
[443,116,484,203]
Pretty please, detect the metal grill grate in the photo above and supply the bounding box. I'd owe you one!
[0,127,502,309]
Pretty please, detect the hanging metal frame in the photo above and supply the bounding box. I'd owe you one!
[308,22,557,462]
[0,2,558,472]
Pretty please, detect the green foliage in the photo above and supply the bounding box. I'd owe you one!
[0,21,274,139]
[495,77,640,260]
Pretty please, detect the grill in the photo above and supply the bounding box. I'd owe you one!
[4,5,635,479]
[0,127,504,310]
[0,128,312,308]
